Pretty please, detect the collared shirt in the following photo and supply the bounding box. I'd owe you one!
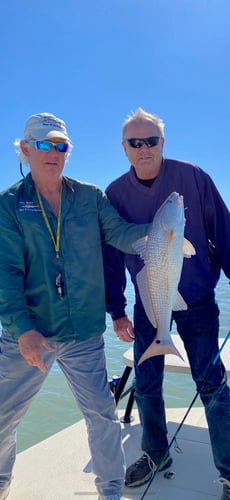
[0,173,149,341]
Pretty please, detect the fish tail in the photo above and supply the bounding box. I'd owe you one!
[138,338,184,365]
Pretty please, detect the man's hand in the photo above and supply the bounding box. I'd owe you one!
[113,316,135,342]
[18,330,56,373]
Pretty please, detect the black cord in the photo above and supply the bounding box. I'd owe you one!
[20,162,25,178]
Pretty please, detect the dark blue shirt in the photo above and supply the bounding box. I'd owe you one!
[103,158,230,319]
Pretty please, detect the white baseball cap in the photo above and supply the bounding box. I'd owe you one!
[24,112,72,143]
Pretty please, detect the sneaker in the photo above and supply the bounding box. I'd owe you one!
[125,451,172,487]
[219,478,230,500]
[0,485,10,500]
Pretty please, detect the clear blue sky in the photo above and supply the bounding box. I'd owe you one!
[1,0,229,205]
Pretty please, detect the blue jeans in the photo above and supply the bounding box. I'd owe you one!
[0,332,125,496]
[133,294,230,480]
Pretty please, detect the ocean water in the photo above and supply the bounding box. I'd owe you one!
[16,273,229,453]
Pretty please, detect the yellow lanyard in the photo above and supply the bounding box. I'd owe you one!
[36,186,62,259]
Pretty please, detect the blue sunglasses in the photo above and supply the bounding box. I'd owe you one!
[27,140,70,153]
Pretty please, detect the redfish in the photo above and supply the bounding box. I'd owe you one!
[132,192,196,365]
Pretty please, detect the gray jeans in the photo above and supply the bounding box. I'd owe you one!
[0,332,125,497]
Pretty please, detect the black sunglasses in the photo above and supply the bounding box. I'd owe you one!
[124,136,160,148]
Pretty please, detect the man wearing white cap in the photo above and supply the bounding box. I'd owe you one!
[0,112,149,500]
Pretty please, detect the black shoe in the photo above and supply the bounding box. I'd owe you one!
[219,478,230,500]
[125,452,172,487]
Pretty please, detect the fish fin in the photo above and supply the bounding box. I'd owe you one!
[182,238,196,258]
[136,267,158,328]
[132,236,148,261]
[138,337,184,365]
[172,291,188,311]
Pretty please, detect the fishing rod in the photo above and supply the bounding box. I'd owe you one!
[140,330,230,500]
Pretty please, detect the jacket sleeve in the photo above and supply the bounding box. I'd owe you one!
[97,188,149,254]
[98,188,140,320]
[102,242,127,320]
[0,199,35,338]
[196,169,230,278]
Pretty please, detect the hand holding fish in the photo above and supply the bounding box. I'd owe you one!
[113,316,135,342]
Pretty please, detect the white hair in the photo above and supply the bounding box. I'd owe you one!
[122,107,165,139]
[14,138,30,164]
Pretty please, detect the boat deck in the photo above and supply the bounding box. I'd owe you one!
[8,407,222,499]
[7,333,230,499]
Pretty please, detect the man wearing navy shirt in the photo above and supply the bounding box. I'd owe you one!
[103,107,230,500]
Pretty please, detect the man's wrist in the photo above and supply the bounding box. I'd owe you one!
[110,311,126,321]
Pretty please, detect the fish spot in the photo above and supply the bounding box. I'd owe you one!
[156,340,161,344]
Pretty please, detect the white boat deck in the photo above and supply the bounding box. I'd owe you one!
[9,408,222,499]
[7,333,229,499]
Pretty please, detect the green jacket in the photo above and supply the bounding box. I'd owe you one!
[0,174,148,342]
